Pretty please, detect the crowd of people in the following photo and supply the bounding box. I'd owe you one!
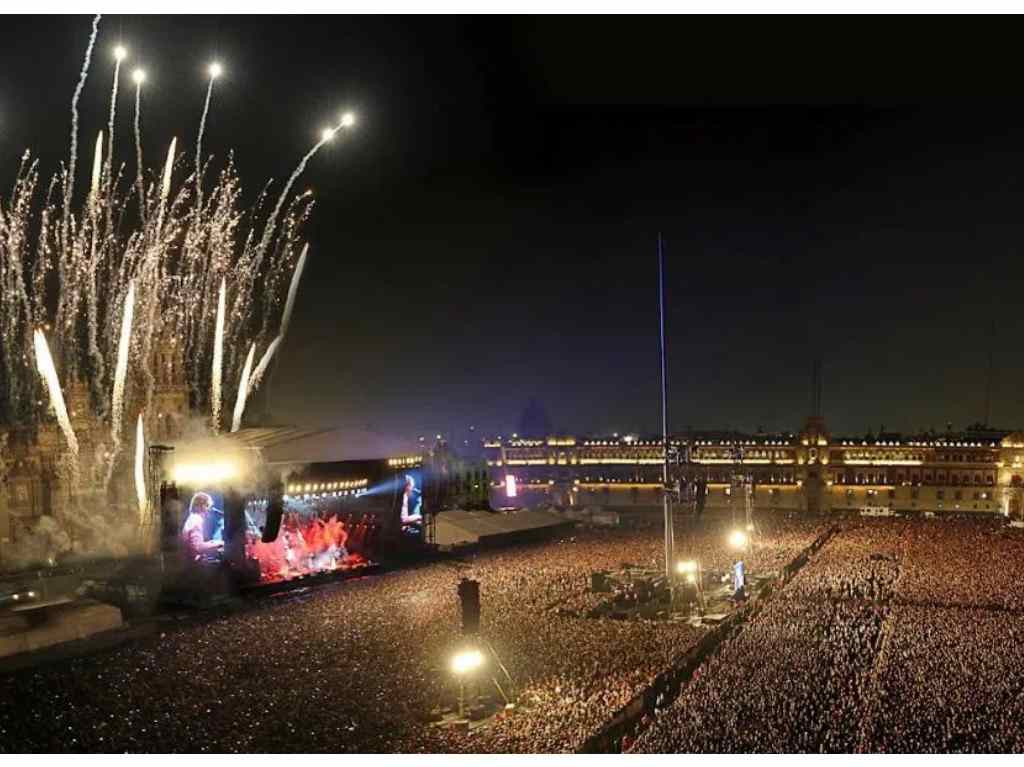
[3,513,1017,753]
[0,515,826,753]
[634,516,1024,753]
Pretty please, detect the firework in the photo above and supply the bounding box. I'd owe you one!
[211,278,226,433]
[280,243,308,339]
[106,280,135,488]
[0,15,353,515]
[132,69,146,224]
[63,14,100,241]
[231,343,256,433]
[195,63,220,212]
[248,335,282,393]
[32,330,79,458]
[134,413,146,522]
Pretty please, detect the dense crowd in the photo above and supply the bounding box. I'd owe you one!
[634,516,1024,753]
[0,516,826,753]
[6,513,1016,753]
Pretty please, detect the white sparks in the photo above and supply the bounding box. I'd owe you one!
[64,14,101,238]
[156,136,176,233]
[109,281,135,461]
[280,243,308,339]
[89,130,104,206]
[231,343,256,433]
[135,413,147,523]
[248,335,282,393]
[33,330,79,458]
[211,278,226,433]
[195,77,216,211]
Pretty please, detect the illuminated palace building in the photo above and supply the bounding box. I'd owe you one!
[485,417,1024,519]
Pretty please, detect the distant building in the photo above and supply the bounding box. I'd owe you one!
[485,416,1024,519]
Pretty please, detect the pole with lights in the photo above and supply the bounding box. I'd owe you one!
[658,233,675,593]
[450,648,484,719]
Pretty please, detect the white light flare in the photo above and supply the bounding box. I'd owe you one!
[171,461,236,485]
[110,280,135,450]
[89,130,103,205]
[156,136,176,233]
[33,330,79,458]
[280,244,308,339]
[211,278,226,432]
[248,335,282,392]
[451,649,484,675]
[135,413,147,522]
[231,343,256,433]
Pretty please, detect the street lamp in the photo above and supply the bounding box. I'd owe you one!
[451,648,484,718]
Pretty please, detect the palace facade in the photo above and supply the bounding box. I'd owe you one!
[0,347,190,565]
[485,417,1024,519]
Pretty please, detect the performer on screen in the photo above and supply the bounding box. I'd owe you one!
[181,491,225,562]
[400,474,423,536]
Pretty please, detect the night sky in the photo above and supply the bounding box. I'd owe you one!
[4,16,1024,443]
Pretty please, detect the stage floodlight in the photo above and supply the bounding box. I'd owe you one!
[451,648,484,675]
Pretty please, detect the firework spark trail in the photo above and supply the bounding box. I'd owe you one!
[106,58,121,187]
[231,343,256,433]
[63,14,101,240]
[255,131,334,271]
[257,241,308,412]
[133,81,145,224]
[87,132,108,409]
[195,78,215,211]
[211,278,226,433]
[280,243,308,338]
[105,280,135,488]
[2,22,334,511]
[248,335,282,392]
[33,330,79,458]
[135,413,147,523]
[105,55,122,234]
[155,137,176,234]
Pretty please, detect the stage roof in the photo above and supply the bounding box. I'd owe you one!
[225,426,422,465]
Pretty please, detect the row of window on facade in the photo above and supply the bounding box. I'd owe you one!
[833,471,995,486]
[843,488,991,501]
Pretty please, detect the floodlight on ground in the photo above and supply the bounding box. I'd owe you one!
[451,648,484,675]
[729,530,748,548]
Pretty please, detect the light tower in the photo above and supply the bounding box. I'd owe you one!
[657,233,674,590]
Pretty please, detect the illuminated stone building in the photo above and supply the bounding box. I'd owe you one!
[0,343,190,566]
[485,417,1024,520]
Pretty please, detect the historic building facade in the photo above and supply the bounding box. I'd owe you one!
[0,349,191,567]
[485,417,1024,519]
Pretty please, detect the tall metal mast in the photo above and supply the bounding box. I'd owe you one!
[658,233,674,583]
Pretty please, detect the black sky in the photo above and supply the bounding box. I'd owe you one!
[3,16,1024,442]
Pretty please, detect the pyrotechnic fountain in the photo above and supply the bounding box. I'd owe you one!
[231,344,256,434]
[211,278,226,433]
[135,414,147,524]
[32,330,79,459]
[0,14,356,566]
